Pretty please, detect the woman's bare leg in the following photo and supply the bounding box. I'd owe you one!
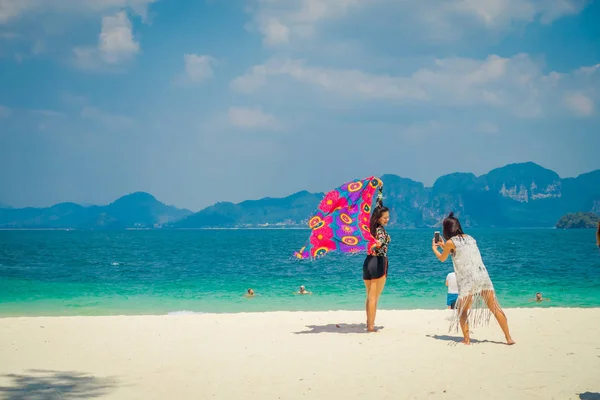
[364,280,371,329]
[457,295,473,345]
[372,275,387,330]
[375,275,387,303]
[482,290,515,345]
[366,277,385,332]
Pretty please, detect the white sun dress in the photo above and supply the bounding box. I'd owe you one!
[449,235,496,331]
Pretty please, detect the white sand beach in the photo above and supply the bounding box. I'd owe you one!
[1,308,599,399]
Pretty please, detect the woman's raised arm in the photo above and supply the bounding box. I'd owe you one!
[432,237,454,262]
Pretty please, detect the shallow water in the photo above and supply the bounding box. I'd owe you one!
[0,229,599,316]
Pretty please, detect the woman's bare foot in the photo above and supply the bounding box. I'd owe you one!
[506,337,515,345]
[367,326,378,332]
[461,338,471,345]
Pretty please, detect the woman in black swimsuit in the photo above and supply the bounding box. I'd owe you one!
[363,205,390,332]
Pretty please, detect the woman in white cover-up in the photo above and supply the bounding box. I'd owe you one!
[432,213,515,346]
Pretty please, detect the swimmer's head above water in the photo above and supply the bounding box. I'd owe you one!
[298,285,311,294]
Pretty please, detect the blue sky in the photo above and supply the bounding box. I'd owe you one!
[0,0,599,211]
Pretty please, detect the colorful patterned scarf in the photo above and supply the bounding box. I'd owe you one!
[294,176,383,259]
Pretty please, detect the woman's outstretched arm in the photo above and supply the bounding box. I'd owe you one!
[432,238,454,262]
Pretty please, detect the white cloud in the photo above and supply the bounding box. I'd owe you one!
[575,63,600,76]
[0,0,157,24]
[0,0,31,24]
[231,54,600,118]
[81,106,134,129]
[231,54,522,103]
[73,11,139,70]
[248,0,589,46]
[0,105,11,118]
[230,64,269,93]
[259,18,290,46]
[564,93,594,116]
[0,106,66,120]
[444,0,587,26]
[249,0,357,46]
[99,11,139,63]
[227,106,280,130]
[2,1,157,64]
[184,54,216,83]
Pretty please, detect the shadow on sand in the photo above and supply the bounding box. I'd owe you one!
[579,393,600,400]
[0,369,119,400]
[426,334,506,346]
[294,323,384,334]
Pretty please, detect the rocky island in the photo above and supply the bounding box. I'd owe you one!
[556,212,600,229]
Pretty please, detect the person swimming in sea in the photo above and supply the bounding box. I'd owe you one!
[297,285,312,295]
[244,288,255,298]
[533,292,550,302]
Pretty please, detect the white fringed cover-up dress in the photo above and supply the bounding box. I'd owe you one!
[449,235,496,331]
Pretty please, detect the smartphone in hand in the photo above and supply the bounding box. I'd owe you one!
[434,231,440,244]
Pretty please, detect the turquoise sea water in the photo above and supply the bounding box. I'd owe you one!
[0,229,599,317]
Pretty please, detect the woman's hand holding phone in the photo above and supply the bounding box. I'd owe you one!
[432,235,445,249]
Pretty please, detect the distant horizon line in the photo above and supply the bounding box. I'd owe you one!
[0,227,568,232]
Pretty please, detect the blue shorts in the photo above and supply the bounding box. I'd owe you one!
[447,293,458,308]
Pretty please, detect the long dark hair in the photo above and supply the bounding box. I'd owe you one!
[442,212,465,240]
[370,204,389,237]
[597,221,600,235]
